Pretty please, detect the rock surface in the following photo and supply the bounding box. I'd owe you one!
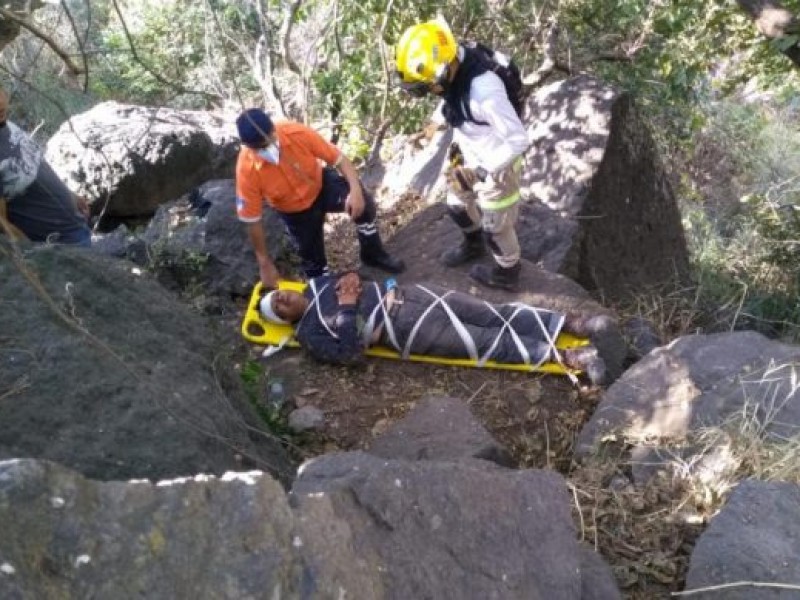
[521,75,690,298]
[576,331,800,456]
[45,103,239,219]
[367,396,513,466]
[293,452,595,599]
[0,451,619,599]
[575,331,800,490]
[0,460,297,599]
[288,406,325,432]
[0,241,291,482]
[93,179,292,299]
[684,479,800,599]
[140,179,291,298]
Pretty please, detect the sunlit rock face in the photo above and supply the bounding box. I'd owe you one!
[45,102,239,220]
[520,75,690,299]
[576,331,800,486]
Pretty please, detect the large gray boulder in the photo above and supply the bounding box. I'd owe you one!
[365,128,453,202]
[136,179,291,298]
[520,75,690,297]
[0,241,291,482]
[684,479,800,599]
[575,331,800,486]
[294,451,617,599]
[0,455,619,599]
[45,103,239,219]
[0,460,298,599]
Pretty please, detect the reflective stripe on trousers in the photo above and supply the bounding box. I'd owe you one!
[445,157,522,267]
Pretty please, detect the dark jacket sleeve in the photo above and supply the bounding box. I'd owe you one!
[297,304,364,366]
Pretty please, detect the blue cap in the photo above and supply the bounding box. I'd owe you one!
[236,108,274,147]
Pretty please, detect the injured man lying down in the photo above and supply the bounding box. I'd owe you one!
[258,271,611,385]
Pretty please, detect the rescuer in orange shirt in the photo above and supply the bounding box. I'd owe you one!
[235,108,405,288]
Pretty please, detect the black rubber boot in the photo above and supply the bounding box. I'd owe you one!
[469,262,521,291]
[359,234,406,274]
[441,230,486,267]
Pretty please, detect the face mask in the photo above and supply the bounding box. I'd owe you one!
[257,141,280,165]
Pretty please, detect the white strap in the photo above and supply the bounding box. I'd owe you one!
[361,282,402,351]
[406,286,479,361]
[262,334,293,358]
[308,278,337,339]
[526,307,578,385]
[478,302,532,367]
[361,281,382,346]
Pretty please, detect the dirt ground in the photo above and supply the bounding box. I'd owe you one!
[235,320,700,599]
[249,346,701,600]
[265,350,597,469]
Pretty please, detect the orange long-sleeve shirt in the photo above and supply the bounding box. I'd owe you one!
[235,121,341,221]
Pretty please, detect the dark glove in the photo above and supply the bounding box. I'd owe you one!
[448,142,464,166]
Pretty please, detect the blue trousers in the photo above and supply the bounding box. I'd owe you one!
[6,162,91,247]
[279,168,378,277]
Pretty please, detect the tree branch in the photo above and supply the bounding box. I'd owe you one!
[377,0,396,120]
[109,0,219,100]
[59,0,89,91]
[279,0,303,75]
[0,6,85,76]
[522,21,562,88]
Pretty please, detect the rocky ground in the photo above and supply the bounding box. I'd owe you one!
[236,348,702,599]
[212,201,696,599]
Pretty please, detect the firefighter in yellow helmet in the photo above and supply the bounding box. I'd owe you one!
[395,19,529,291]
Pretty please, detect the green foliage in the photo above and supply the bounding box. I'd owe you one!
[239,360,291,434]
[9,76,94,139]
[92,0,210,106]
[682,98,800,341]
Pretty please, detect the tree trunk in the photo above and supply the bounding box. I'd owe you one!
[736,0,800,66]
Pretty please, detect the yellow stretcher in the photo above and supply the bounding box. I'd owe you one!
[241,281,588,375]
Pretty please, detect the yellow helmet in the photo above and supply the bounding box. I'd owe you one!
[395,19,457,88]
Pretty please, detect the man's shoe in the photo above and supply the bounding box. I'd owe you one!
[563,346,607,386]
[441,231,486,267]
[469,262,520,291]
[361,251,406,274]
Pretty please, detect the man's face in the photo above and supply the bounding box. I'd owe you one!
[246,130,277,150]
[271,289,307,322]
